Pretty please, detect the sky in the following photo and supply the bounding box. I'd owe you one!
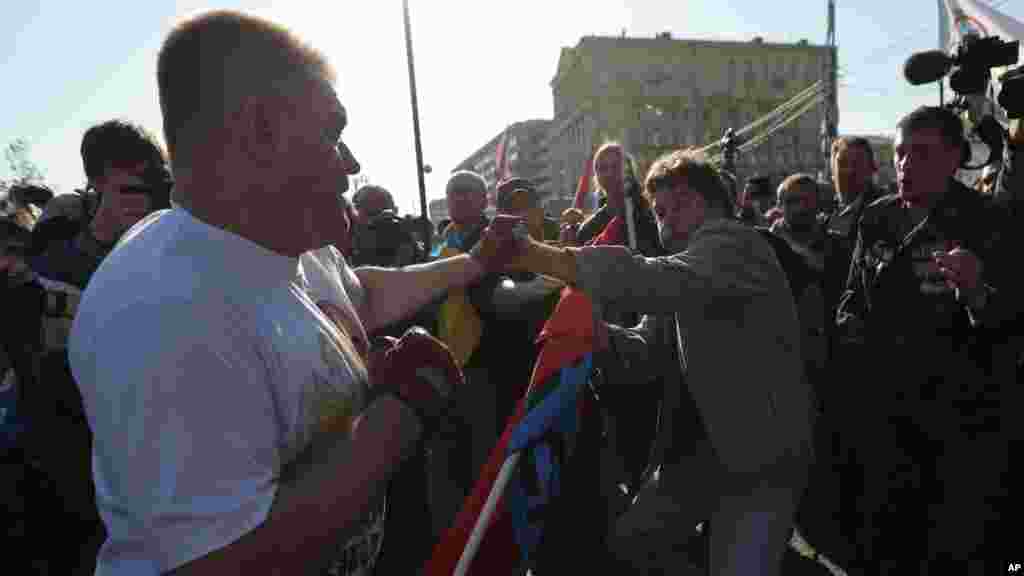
[1,0,1021,215]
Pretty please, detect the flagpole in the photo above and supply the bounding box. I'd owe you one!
[402,0,431,244]
[454,452,522,576]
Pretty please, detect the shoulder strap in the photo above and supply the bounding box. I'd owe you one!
[756,228,811,301]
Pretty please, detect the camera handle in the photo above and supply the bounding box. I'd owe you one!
[964,111,1006,171]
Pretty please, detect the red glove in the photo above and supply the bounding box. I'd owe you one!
[369,327,464,438]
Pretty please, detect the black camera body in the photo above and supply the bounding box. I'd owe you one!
[997,65,1024,119]
[948,35,1019,96]
[351,209,425,267]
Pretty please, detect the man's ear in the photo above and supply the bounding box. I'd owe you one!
[230,96,280,163]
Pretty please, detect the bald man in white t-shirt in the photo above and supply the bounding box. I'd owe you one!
[69,11,512,575]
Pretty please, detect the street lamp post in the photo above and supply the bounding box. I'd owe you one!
[402,0,433,246]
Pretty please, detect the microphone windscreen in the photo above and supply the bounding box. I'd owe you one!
[904,50,953,85]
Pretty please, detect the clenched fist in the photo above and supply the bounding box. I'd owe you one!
[369,327,464,439]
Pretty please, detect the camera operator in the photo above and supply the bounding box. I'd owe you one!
[833,105,1015,571]
[349,185,424,268]
[30,120,170,290]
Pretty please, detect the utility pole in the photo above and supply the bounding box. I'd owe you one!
[823,0,838,181]
[402,0,432,247]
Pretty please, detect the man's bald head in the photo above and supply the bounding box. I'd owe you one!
[157,10,336,169]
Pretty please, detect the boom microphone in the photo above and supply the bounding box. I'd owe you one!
[903,50,954,85]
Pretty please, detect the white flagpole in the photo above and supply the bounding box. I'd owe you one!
[453,452,522,576]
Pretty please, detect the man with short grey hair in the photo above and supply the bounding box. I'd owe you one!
[68,10,514,574]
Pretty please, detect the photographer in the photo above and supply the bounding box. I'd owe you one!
[349,185,425,268]
[30,120,170,290]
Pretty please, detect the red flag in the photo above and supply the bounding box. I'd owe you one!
[490,128,511,208]
[572,151,595,211]
[587,215,623,247]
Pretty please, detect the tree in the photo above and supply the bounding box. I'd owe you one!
[4,139,45,185]
[0,139,48,200]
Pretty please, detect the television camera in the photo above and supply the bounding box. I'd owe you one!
[904,34,1022,169]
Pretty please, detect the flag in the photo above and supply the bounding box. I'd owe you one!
[491,127,512,208]
[431,226,483,367]
[586,215,624,247]
[423,288,597,576]
[939,0,1024,117]
[572,151,596,212]
[939,0,1024,53]
[504,291,595,567]
[424,218,622,576]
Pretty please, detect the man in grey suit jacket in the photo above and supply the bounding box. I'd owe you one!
[488,148,814,575]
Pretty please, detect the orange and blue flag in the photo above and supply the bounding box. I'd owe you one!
[424,217,625,575]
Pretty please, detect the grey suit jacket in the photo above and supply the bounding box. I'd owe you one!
[574,218,813,479]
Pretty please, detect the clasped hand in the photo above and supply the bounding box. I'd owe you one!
[470,214,530,272]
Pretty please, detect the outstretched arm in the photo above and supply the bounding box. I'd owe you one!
[354,254,484,334]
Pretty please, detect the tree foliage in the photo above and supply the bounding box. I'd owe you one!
[0,139,48,199]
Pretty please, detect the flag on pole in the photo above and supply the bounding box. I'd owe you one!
[422,288,596,576]
[491,127,512,209]
[572,151,596,212]
[939,0,1024,115]
[424,218,624,576]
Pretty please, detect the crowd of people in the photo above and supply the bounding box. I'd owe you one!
[1,8,1021,576]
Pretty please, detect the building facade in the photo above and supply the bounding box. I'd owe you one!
[543,33,836,206]
[450,119,552,218]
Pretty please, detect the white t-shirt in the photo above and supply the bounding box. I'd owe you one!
[69,208,369,574]
[298,246,368,350]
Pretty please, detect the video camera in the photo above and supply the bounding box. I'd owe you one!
[351,209,426,267]
[904,35,1022,169]
[904,35,1019,101]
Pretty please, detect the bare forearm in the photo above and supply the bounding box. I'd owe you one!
[521,239,579,284]
[167,397,420,575]
[355,255,484,334]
